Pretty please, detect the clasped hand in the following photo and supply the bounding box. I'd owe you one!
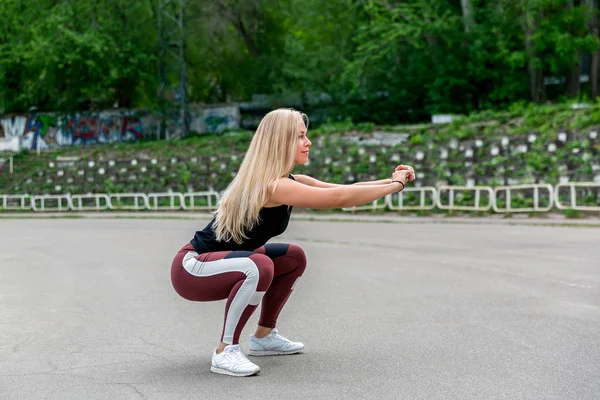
[392,164,416,184]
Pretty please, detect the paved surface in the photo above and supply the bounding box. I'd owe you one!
[2,211,600,227]
[1,217,599,400]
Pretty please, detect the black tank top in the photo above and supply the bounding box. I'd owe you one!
[190,176,294,253]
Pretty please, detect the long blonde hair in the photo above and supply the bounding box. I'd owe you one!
[213,108,308,244]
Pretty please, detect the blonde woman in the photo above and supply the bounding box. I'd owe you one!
[170,108,415,377]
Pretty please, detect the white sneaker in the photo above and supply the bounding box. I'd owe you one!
[210,345,260,377]
[248,328,305,356]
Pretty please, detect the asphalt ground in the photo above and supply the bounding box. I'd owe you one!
[1,216,599,400]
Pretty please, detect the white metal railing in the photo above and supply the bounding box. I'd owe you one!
[387,186,437,211]
[31,194,71,211]
[70,194,111,211]
[1,183,598,213]
[182,191,220,211]
[147,192,186,211]
[554,182,600,211]
[1,194,33,210]
[108,193,149,210]
[493,184,554,213]
[436,186,494,211]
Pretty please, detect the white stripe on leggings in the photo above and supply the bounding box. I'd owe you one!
[182,251,265,344]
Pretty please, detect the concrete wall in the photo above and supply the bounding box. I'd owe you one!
[0,104,241,152]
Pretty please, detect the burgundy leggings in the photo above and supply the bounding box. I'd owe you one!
[171,243,307,345]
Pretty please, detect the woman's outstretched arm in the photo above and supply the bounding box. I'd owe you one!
[270,169,412,210]
[293,164,414,188]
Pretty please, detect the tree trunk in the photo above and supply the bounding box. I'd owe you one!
[588,0,599,98]
[592,51,599,99]
[565,0,581,98]
[460,0,475,33]
[524,29,543,100]
[214,0,260,59]
[565,55,582,98]
[234,17,260,59]
[520,0,545,101]
[422,6,440,64]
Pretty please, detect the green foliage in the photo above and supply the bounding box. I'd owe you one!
[310,118,355,135]
[563,208,583,218]
[5,102,598,204]
[1,0,156,111]
[2,0,599,120]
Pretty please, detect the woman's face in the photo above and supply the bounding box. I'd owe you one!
[294,119,311,164]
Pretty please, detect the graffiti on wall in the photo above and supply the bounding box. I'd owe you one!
[0,112,145,152]
[0,105,241,152]
[189,105,239,134]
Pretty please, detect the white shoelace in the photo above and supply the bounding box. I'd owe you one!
[270,329,290,342]
[225,346,250,364]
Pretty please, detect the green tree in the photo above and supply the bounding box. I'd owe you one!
[1,0,599,123]
[0,0,156,112]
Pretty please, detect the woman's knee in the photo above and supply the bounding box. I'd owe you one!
[248,253,274,290]
[286,244,307,274]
